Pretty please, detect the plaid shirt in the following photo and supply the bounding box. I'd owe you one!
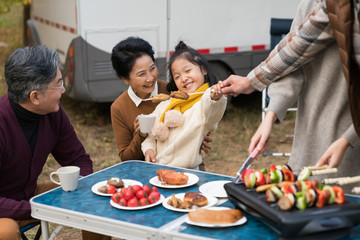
[248,0,336,91]
[354,0,360,66]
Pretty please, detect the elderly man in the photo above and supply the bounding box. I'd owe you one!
[0,46,107,240]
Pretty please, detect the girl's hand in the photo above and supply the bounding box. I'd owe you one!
[145,149,156,163]
[134,116,148,138]
[210,81,224,100]
[316,137,349,168]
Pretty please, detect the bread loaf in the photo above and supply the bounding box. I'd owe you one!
[188,208,243,224]
[170,91,189,100]
[157,169,188,185]
[152,93,170,103]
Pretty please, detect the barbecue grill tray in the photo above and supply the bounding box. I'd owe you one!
[224,182,360,238]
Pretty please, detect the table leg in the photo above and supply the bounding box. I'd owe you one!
[41,220,49,240]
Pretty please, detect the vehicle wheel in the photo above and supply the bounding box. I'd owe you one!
[209,62,232,104]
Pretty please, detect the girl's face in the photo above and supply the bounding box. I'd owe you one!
[123,54,159,99]
[171,58,207,93]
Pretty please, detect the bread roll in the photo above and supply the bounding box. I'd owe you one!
[188,208,243,224]
[184,192,208,207]
[107,177,124,188]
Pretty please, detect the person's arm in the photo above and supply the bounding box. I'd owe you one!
[51,107,93,176]
[316,124,360,168]
[266,69,304,123]
[248,111,277,154]
[0,136,32,219]
[111,103,146,161]
[0,197,32,219]
[249,2,334,91]
[141,105,164,163]
[316,137,349,168]
[221,1,334,95]
[202,86,227,127]
[141,134,157,163]
[200,133,212,154]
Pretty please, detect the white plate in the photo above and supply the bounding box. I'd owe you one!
[162,192,218,212]
[110,194,165,210]
[149,173,199,188]
[185,207,247,228]
[199,180,231,198]
[91,179,143,196]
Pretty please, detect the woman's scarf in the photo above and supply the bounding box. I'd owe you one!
[159,83,209,122]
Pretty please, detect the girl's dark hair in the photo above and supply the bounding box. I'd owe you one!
[166,41,217,92]
[111,37,155,80]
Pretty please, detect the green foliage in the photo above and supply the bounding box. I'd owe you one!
[0,0,30,14]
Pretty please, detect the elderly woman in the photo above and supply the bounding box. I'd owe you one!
[110,37,211,167]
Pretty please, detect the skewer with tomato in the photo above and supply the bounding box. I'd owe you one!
[272,181,345,211]
[243,165,295,189]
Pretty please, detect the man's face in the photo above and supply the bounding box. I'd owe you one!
[36,67,65,114]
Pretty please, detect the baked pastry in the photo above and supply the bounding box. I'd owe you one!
[97,185,108,193]
[157,169,189,185]
[188,208,243,224]
[107,177,124,188]
[152,93,170,103]
[170,91,189,100]
[184,192,208,207]
[167,194,192,209]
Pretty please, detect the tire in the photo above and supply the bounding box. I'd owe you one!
[26,19,41,45]
[209,62,232,104]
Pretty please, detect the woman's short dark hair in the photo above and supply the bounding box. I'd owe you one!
[111,37,155,80]
[5,45,60,103]
[166,41,218,92]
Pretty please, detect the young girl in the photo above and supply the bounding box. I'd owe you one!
[111,37,212,163]
[142,41,227,169]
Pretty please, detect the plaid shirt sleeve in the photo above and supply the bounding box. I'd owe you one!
[248,0,336,91]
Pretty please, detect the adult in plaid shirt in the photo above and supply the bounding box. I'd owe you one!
[220,0,360,155]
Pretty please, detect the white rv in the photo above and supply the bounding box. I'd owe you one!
[28,0,301,102]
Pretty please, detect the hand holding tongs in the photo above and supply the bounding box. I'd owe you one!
[233,139,270,184]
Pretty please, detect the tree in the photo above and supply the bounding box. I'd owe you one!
[0,0,31,46]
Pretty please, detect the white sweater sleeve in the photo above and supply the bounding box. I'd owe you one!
[201,88,227,127]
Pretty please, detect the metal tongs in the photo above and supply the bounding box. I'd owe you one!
[233,139,270,184]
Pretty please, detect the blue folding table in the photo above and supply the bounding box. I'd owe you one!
[30,161,360,240]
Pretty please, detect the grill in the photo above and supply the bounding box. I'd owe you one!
[224,182,360,238]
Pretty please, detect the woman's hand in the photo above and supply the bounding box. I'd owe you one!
[248,111,277,154]
[316,137,349,168]
[134,116,148,138]
[145,149,156,163]
[210,82,224,101]
[200,132,213,154]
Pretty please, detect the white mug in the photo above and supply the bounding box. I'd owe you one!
[138,114,156,133]
[50,166,80,191]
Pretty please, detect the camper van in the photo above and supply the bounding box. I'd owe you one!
[27,0,301,102]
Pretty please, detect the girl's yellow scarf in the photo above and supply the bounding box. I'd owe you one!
[159,83,209,122]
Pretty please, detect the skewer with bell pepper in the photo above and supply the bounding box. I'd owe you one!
[243,165,295,189]
[268,180,345,211]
